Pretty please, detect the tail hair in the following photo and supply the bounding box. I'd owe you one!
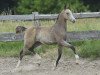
[16,26,27,34]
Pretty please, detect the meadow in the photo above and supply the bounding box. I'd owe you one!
[0,18,100,59]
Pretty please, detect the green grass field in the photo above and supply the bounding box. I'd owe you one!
[0,18,100,32]
[0,18,100,59]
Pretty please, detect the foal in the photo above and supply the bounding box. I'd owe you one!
[16,7,79,68]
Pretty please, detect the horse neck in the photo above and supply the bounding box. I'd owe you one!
[55,14,67,31]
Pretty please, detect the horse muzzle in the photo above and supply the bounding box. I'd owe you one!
[72,19,76,23]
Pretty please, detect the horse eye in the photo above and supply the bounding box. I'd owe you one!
[66,13,69,15]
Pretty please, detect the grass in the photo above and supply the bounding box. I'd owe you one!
[0,41,23,57]
[79,40,100,59]
[0,18,100,32]
[0,40,100,59]
[0,21,32,32]
[68,18,100,31]
[0,41,56,57]
[0,18,100,58]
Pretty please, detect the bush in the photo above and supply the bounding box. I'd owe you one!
[16,0,88,14]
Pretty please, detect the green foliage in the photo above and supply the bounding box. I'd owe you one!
[16,0,88,14]
[0,0,18,14]
[0,0,99,14]
[16,0,61,14]
[81,0,100,12]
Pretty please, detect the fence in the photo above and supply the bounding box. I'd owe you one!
[0,12,100,21]
[0,12,100,42]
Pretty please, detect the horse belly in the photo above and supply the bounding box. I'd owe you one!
[36,32,55,44]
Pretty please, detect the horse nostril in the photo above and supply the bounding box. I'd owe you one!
[73,19,76,23]
[72,20,75,23]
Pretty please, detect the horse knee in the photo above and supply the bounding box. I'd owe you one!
[60,41,76,54]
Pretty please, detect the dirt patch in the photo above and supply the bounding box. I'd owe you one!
[0,56,100,75]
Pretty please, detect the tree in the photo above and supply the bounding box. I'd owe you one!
[16,0,88,14]
[81,0,100,12]
[0,0,18,14]
[0,0,99,14]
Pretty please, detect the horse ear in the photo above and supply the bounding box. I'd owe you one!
[64,5,67,10]
[64,4,70,9]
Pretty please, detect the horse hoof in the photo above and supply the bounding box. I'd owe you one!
[37,63,41,66]
[11,68,17,73]
[75,60,80,65]
[76,62,79,65]
[52,67,57,71]
[35,53,42,60]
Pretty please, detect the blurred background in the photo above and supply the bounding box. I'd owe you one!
[0,0,100,15]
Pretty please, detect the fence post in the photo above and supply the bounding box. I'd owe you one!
[32,12,40,26]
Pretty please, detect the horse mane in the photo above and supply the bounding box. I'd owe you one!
[57,14,60,20]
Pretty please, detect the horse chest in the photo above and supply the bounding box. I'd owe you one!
[54,28,67,40]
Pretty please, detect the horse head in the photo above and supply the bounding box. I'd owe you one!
[62,5,76,23]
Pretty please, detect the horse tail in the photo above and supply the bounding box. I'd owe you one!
[16,26,27,34]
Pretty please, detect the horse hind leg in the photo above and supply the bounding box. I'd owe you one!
[29,42,41,54]
[15,50,23,68]
[11,47,29,72]
[29,42,42,60]
[16,47,28,68]
[61,40,79,64]
[16,42,42,68]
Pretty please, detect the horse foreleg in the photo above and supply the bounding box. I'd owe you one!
[56,45,63,67]
[61,40,79,64]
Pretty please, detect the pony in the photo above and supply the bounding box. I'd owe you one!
[15,5,79,68]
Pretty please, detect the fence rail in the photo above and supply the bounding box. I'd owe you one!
[0,12,100,21]
[0,12,100,42]
[0,31,100,42]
